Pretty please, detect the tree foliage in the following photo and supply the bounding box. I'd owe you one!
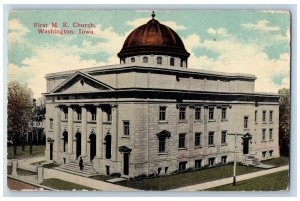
[278,88,290,156]
[7,81,34,143]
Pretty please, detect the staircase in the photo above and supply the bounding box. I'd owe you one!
[54,160,99,177]
[243,155,260,166]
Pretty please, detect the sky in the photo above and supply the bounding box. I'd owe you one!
[8,10,290,98]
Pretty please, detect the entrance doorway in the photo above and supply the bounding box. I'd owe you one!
[63,131,68,152]
[123,153,129,175]
[243,138,249,154]
[76,132,81,158]
[105,135,111,159]
[89,133,96,161]
[50,143,53,160]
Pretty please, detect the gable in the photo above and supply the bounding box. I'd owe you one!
[51,72,114,94]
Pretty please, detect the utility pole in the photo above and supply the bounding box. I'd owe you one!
[228,132,244,186]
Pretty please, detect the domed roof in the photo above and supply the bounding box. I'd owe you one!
[117,13,190,59]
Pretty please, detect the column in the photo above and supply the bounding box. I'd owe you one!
[111,104,118,161]
[54,107,61,154]
[81,106,87,156]
[67,106,73,153]
[96,106,103,158]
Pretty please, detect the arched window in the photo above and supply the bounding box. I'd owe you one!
[131,57,135,63]
[143,57,148,63]
[157,57,162,64]
[170,58,175,66]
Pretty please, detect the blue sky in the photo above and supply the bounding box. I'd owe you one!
[8,10,290,97]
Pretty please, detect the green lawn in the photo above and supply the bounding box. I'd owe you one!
[262,156,289,167]
[7,145,45,159]
[42,178,97,191]
[90,175,116,181]
[6,166,36,176]
[116,164,261,191]
[206,170,289,191]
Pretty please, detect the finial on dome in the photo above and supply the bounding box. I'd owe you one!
[151,11,155,19]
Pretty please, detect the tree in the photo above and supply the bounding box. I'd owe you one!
[278,88,290,156]
[7,81,34,158]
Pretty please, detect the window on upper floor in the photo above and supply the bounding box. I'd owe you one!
[179,133,186,148]
[221,131,227,144]
[208,132,214,145]
[179,107,186,120]
[131,57,135,63]
[63,107,68,120]
[262,129,266,141]
[269,128,273,140]
[49,118,53,129]
[158,136,166,153]
[159,106,167,121]
[91,107,96,121]
[170,57,175,66]
[195,107,201,120]
[76,108,82,120]
[255,110,257,122]
[123,121,130,136]
[157,57,162,64]
[269,111,273,122]
[244,116,249,128]
[143,57,148,63]
[221,108,227,120]
[195,132,201,146]
[262,110,266,122]
[209,108,214,120]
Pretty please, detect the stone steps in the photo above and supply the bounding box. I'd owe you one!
[54,161,99,177]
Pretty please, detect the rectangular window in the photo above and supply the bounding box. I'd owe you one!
[255,110,257,122]
[63,108,68,120]
[158,137,166,153]
[195,159,202,169]
[221,131,227,144]
[106,109,112,122]
[179,161,187,171]
[221,108,227,119]
[208,132,214,145]
[179,107,186,120]
[159,106,166,121]
[195,107,201,120]
[49,119,53,129]
[269,111,273,122]
[262,129,266,141]
[244,116,249,128]
[77,108,82,120]
[195,132,201,146]
[269,150,273,157]
[262,111,266,122]
[91,108,96,121]
[123,121,130,136]
[262,151,266,158]
[208,158,215,166]
[269,128,273,140]
[179,133,186,148]
[209,108,214,120]
[221,156,227,164]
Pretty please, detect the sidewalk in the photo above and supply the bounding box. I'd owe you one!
[168,165,289,191]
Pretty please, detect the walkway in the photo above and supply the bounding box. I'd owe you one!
[168,165,289,191]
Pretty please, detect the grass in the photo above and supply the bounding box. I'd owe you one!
[7,145,45,159]
[116,164,261,191]
[90,175,116,181]
[206,170,289,191]
[6,166,36,176]
[42,163,60,169]
[262,156,289,167]
[42,179,97,191]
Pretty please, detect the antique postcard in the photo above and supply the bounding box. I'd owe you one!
[6,9,290,192]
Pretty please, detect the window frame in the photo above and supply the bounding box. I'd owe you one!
[123,121,130,136]
[221,130,227,144]
[195,107,201,120]
[262,129,266,141]
[208,132,214,146]
[179,107,186,120]
[170,57,175,66]
[178,133,186,148]
[269,111,273,122]
[159,106,167,121]
[262,110,266,122]
[143,56,148,63]
[269,128,273,140]
[244,116,249,129]
[208,107,214,120]
[221,108,227,120]
[195,159,202,169]
[158,136,166,153]
[49,118,53,129]
[157,57,162,65]
[195,132,201,147]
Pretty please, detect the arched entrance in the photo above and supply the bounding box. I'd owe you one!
[89,133,96,161]
[63,131,68,152]
[242,133,252,155]
[75,132,81,158]
[105,134,111,159]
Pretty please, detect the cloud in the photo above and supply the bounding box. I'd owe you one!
[127,17,186,30]
[241,20,280,32]
[8,19,30,45]
[207,27,229,37]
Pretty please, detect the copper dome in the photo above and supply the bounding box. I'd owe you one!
[117,16,190,60]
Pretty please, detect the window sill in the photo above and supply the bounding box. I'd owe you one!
[244,128,250,131]
[178,147,187,150]
[87,121,96,124]
[73,120,81,123]
[194,120,202,123]
[269,121,274,124]
[208,144,215,147]
[158,152,168,155]
[221,119,228,122]
[269,139,274,142]
[103,121,112,125]
[261,140,267,143]
[61,119,68,122]
[178,120,188,123]
[194,146,203,149]
[158,120,168,124]
[262,122,267,124]
[208,119,216,122]
[221,143,228,146]
[121,135,130,139]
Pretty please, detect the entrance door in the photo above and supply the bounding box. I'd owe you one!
[89,133,96,161]
[105,135,111,159]
[123,153,129,175]
[243,138,249,154]
[76,132,81,158]
[50,143,53,160]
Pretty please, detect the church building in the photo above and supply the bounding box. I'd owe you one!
[43,13,280,178]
